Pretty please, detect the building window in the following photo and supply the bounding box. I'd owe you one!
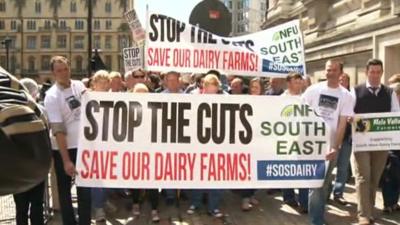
[238,12,244,21]
[27,21,36,30]
[35,1,41,13]
[75,20,84,30]
[41,55,51,70]
[59,20,67,29]
[28,56,35,71]
[0,0,6,12]
[105,55,112,69]
[237,24,248,33]
[75,56,83,72]
[94,20,100,30]
[105,1,112,13]
[118,55,123,72]
[94,35,101,49]
[105,35,112,49]
[119,35,129,49]
[70,0,77,13]
[0,20,4,30]
[74,36,84,49]
[260,2,267,11]
[105,20,112,30]
[0,36,15,49]
[27,36,37,49]
[10,20,17,30]
[41,35,51,49]
[0,56,6,68]
[237,1,243,10]
[57,35,66,48]
[44,20,52,30]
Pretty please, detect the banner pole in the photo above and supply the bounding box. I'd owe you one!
[143,4,149,70]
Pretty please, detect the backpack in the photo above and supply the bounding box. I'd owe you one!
[0,68,51,195]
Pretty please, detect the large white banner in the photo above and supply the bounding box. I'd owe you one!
[352,112,400,152]
[145,14,306,77]
[76,93,329,189]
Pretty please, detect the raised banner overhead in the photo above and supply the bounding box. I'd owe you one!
[145,13,306,77]
[124,8,146,43]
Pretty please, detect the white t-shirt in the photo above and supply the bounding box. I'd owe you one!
[302,81,354,143]
[44,80,86,150]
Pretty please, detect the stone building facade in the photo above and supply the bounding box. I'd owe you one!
[263,0,400,85]
[0,0,134,81]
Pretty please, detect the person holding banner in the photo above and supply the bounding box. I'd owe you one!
[237,77,265,211]
[302,59,354,225]
[125,69,147,92]
[44,56,91,225]
[248,77,265,96]
[130,84,161,222]
[331,73,353,206]
[229,77,247,95]
[161,71,183,94]
[281,72,309,213]
[88,70,118,222]
[160,71,183,206]
[265,77,285,96]
[352,59,400,224]
[109,71,124,92]
[380,81,400,213]
[187,74,224,218]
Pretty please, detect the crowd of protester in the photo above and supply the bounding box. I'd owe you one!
[9,55,400,225]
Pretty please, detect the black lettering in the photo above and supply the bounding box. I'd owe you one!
[197,103,211,143]
[178,103,191,143]
[113,101,127,142]
[128,102,142,142]
[162,102,177,143]
[149,14,158,41]
[100,101,113,141]
[84,100,99,140]
[239,104,253,144]
[148,102,162,142]
[212,103,226,144]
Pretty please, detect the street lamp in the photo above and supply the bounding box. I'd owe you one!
[1,37,12,71]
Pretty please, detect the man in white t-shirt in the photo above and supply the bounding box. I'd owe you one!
[44,56,91,225]
[302,59,354,225]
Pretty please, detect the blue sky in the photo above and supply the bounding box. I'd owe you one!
[135,0,202,24]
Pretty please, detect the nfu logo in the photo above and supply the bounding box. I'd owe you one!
[280,104,316,117]
[272,26,299,42]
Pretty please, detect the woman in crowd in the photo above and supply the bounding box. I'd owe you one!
[238,77,263,211]
[89,70,117,222]
[187,74,224,218]
[130,82,161,222]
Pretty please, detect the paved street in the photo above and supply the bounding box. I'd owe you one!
[1,182,400,225]
[7,184,400,225]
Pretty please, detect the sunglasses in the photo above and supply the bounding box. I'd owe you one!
[133,75,145,79]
